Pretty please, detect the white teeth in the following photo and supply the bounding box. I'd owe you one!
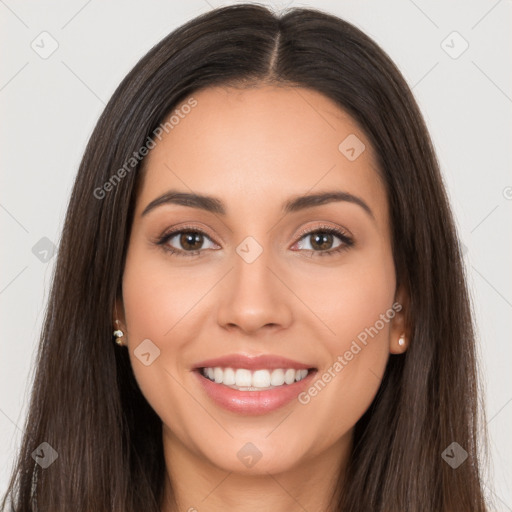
[252,369,271,388]
[296,369,308,381]
[201,367,311,390]
[213,367,223,384]
[284,368,296,385]
[222,367,236,386]
[235,369,252,387]
[270,369,285,386]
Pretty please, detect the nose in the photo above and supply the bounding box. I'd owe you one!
[216,245,293,335]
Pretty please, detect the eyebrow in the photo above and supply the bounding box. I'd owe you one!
[141,189,375,220]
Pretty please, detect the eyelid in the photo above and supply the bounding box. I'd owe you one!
[293,222,352,240]
[154,221,354,256]
[157,222,220,244]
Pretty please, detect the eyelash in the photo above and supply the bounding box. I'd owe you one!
[154,223,354,258]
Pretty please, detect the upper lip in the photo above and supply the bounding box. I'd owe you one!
[193,354,316,371]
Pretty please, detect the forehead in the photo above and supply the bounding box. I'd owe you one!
[136,85,388,226]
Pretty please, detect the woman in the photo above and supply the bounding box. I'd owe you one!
[1,4,489,511]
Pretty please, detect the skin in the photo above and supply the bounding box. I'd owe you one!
[114,85,408,512]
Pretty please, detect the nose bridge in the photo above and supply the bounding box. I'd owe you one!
[233,235,275,292]
[215,233,293,333]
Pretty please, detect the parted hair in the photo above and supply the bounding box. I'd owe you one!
[2,4,488,511]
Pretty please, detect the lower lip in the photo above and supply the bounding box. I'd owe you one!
[193,369,317,415]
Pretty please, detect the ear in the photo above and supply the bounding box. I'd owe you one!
[389,284,410,355]
[112,295,127,332]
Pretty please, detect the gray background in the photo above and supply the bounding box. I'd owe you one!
[1,0,511,508]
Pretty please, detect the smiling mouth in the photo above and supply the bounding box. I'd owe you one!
[197,366,317,391]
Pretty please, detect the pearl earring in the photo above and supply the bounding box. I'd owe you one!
[398,335,406,348]
[113,320,125,346]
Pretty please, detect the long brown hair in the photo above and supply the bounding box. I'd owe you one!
[1,4,489,511]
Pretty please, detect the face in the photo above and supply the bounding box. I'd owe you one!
[115,85,407,477]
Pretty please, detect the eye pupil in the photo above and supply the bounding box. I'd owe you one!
[311,233,333,250]
[181,232,203,250]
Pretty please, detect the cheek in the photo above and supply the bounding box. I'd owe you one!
[292,253,396,445]
[121,228,397,455]
[291,246,396,353]
[121,242,214,343]
[119,244,204,417]
[328,262,395,351]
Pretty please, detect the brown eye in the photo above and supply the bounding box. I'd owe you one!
[293,226,354,257]
[309,232,335,251]
[179,232,204,251]
[297,230,341,252]
[156,228,219,257]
